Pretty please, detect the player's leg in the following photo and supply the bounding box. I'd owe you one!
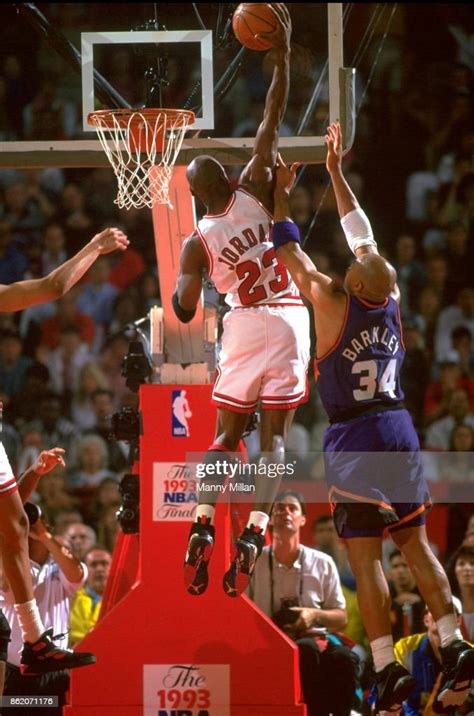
[222,408,295,598]
[391,524,474,710]
[184,407,249,596]
[345,533,416,714]
[0,490,95,674]
[256,407,295,512]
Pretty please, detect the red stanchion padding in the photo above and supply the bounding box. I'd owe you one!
[65,385,306,716]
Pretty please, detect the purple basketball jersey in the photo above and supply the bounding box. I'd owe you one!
[316,295,405,421]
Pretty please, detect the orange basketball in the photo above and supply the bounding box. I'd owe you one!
[232,4,278,51]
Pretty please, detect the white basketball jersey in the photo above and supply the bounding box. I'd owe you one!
[196,188,303,308]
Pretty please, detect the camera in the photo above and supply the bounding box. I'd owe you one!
[121,341,153,392]
[272,597,300,630]
[24,502,42,526]
[116,473,140,534]
[110,407,141,442]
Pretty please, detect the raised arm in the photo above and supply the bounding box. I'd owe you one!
[325,122,400,301]
[239,4,291,194]
[172,234,208,323]
[272,159,335,306]
[0,227,128,313]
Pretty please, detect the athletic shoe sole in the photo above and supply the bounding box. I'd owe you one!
[436,648,474,710]
[184,535,214,596]
[223,540,258,597]
[21,654,96,676]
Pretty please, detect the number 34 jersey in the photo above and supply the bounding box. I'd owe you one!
[196,188,303,308]
[315,294,405,421]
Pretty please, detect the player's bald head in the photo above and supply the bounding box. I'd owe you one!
[344,253,397,302]
[186,155,230,205]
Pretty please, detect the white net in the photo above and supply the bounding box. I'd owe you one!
[88,109,194,209]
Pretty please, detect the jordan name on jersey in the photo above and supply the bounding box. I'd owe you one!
[216,222,271,270]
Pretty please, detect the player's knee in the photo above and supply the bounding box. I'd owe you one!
[0,611,11,662]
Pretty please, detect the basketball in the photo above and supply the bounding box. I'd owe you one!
[232,3,278,51]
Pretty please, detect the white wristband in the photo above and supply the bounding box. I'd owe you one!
[340,207,377,254]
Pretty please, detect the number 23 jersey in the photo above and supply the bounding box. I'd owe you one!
[196,188,303,308]
[315,294,405,421]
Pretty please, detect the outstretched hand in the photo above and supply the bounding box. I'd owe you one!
[257,4,291,50]
[91,227,129,255]
[30,448,66,476]
[275,153,300,193]
[325,121,343,174]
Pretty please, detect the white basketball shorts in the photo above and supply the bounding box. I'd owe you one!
[0,442,17,497]
[212,305,311,413]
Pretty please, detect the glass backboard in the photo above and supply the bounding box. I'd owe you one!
[0,3,354,168]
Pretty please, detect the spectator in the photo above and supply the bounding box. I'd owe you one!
[84,389,129,473]
[0,220,28,284]
[63,523,96,562]
[76,256,119,331]
[447,545,474,643]
[425,389,474,450]
[134,270,161,316]
[67,434,116,490]
[0,512,87,716]
[0,329,33,399]
[89,477,120,532]
[57,183,93,255]
[0,180,45,248]
[97,334,130,405]
[36,465,80,526]
[44,325,92,399]
[40,222,67,276]
[69,548,112,646]
[247,491,359,716]
[424,351,474,427]
[52,510,84,537]
[393,599,464,716]
[452,325,474,378]
[70,362,111,431]
[25,392,77,456]
[442,222,472,303]
[5,362,50,428]
[399,322,430,431]
[108,291,139,335]
[311,514,354,588]
[388,550,426,642]
[392,234,425,317]
[423,255,449,305]
[96,504,120,554]
[39,289,95,351]
[412,286,442,362]
[435,286,474,363]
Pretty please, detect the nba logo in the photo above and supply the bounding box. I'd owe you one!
[171,390,192,437]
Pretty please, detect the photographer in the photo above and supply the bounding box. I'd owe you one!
[0,450,88,715]
[247,490,359,716]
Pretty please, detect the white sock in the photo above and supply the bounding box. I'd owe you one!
[14,600,44,644]
[195,504,215,525]
[247,511,269,533]
[436,613,463,648]
[371,635,395,673]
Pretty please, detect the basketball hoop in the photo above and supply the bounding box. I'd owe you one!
[87,108,195,210]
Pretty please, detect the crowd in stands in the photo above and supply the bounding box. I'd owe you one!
[0,3,472,713]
